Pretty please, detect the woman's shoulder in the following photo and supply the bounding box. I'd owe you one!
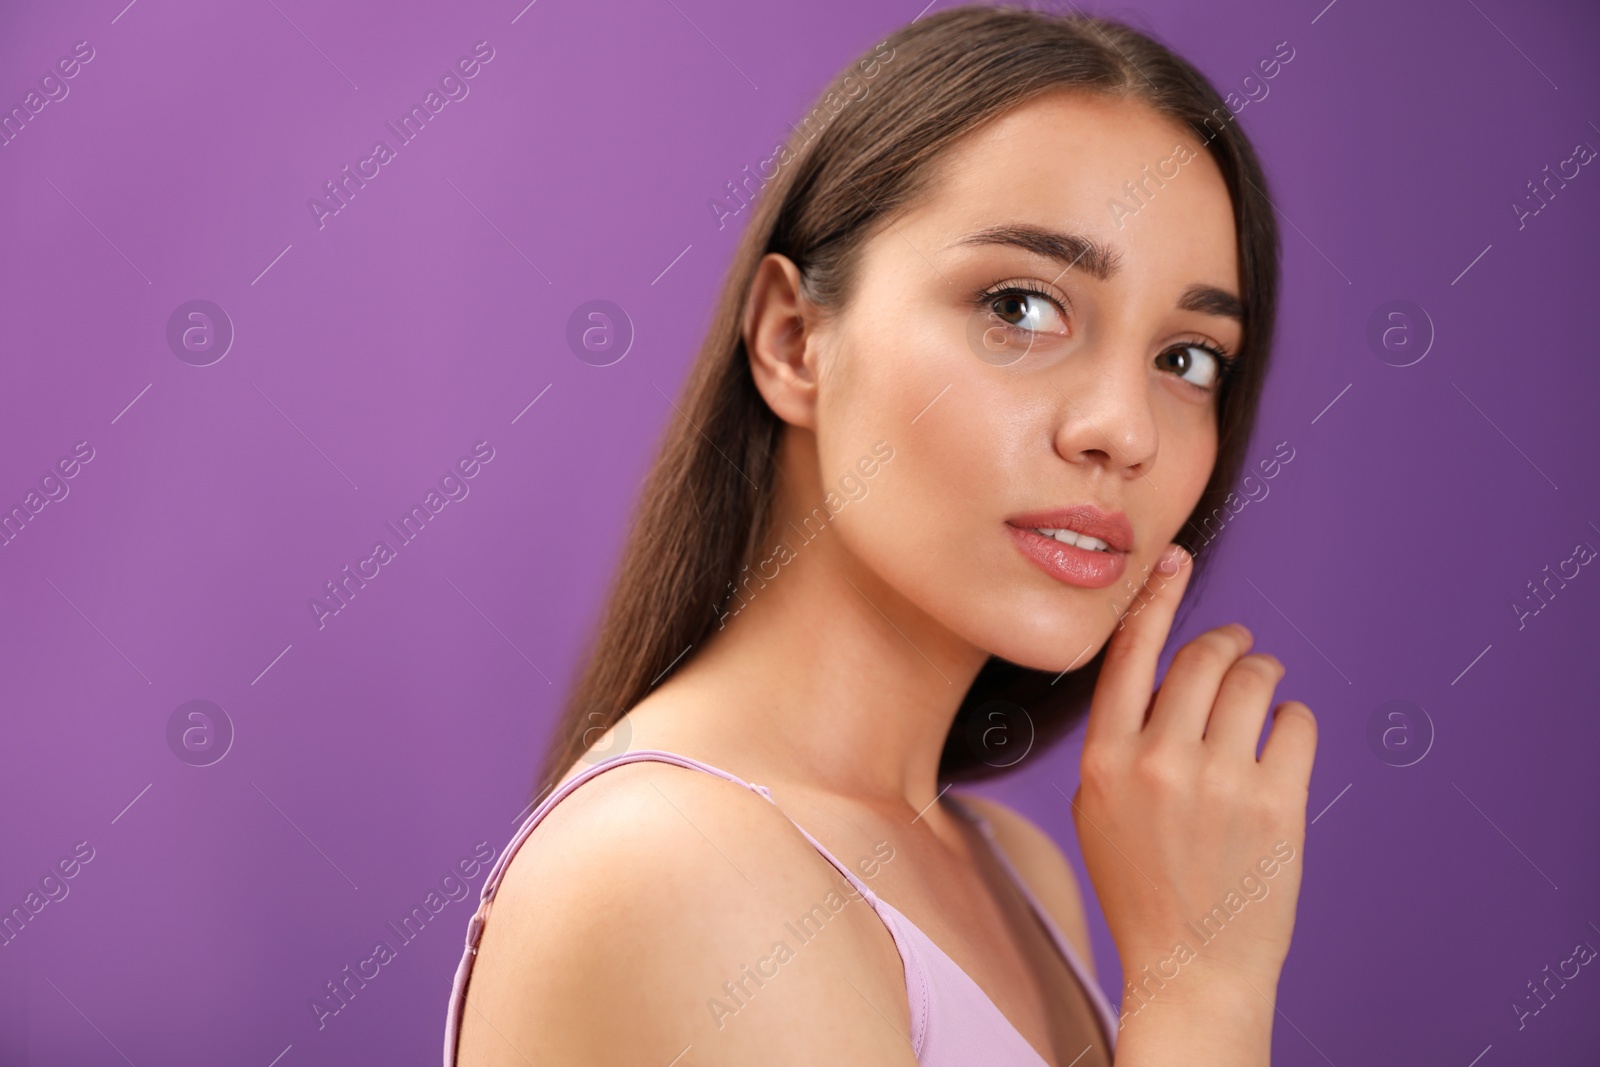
[513,756,816,893]
[952,791,1098,977]
[456,758,917,1065]
[483,757,826,955]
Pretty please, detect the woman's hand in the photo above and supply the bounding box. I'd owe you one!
[1072,543,1318,1025]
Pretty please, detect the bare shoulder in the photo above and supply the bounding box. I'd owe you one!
[456,760,917,1066]
[954,791,1098,978]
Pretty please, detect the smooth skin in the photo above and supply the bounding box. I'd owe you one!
[457,88,1315,1067]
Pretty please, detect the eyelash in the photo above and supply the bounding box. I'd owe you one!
[969,281,1241,391]
[971,280,1065,328]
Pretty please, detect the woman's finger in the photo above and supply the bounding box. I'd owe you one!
[1085,543,1194,746]
[1200,652,1284,756]
[1259,700,1318,785]
[1143,624,1256,743]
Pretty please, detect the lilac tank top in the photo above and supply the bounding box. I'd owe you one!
[443,749,1120,1065]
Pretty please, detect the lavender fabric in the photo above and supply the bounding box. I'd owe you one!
[443,748,1119,1064]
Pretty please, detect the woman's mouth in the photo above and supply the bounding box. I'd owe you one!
[1005,520,1129,589]
[1030,526,1113,552]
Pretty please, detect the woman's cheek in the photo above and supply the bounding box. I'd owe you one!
[1171,418,1220,521]
[832,449,943,583]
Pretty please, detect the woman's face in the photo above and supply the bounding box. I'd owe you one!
[811,90,1242,672]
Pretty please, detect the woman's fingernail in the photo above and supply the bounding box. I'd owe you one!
[1155,544,1183,575]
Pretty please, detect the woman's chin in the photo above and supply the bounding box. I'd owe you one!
[967,617,1113,676]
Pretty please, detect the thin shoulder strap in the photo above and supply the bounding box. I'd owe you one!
[744,781,882,905]
[942,794,1075,952]
[470,749,760,943]
[465,748,878,957]
[944,793,1121,1049]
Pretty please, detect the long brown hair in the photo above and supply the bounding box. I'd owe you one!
[536,3,1281,796]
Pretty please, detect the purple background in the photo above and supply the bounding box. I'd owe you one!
[2,0,1597,1063]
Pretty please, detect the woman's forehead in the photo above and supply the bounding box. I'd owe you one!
[858,95,1239,300]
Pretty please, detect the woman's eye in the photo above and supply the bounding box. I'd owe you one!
[988,289,1066,334]
[968,285,1070,366]
[1157,343,1228,390]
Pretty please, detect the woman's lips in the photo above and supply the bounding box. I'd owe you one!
[1006,523,1129,589]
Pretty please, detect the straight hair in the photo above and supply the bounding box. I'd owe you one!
[536,2,1281,795]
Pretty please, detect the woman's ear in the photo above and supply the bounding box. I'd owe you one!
[744,253,822,429]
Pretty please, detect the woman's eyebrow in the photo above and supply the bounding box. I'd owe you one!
[954,223,1243,322]
[953,224,1122,281]
[1179,284,1243,323]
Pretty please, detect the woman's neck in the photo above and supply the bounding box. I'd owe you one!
[634,508,990,815]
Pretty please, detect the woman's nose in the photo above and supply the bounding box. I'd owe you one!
[1048,352,1159,477]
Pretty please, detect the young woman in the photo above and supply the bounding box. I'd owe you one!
[447,6,1316,1065]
